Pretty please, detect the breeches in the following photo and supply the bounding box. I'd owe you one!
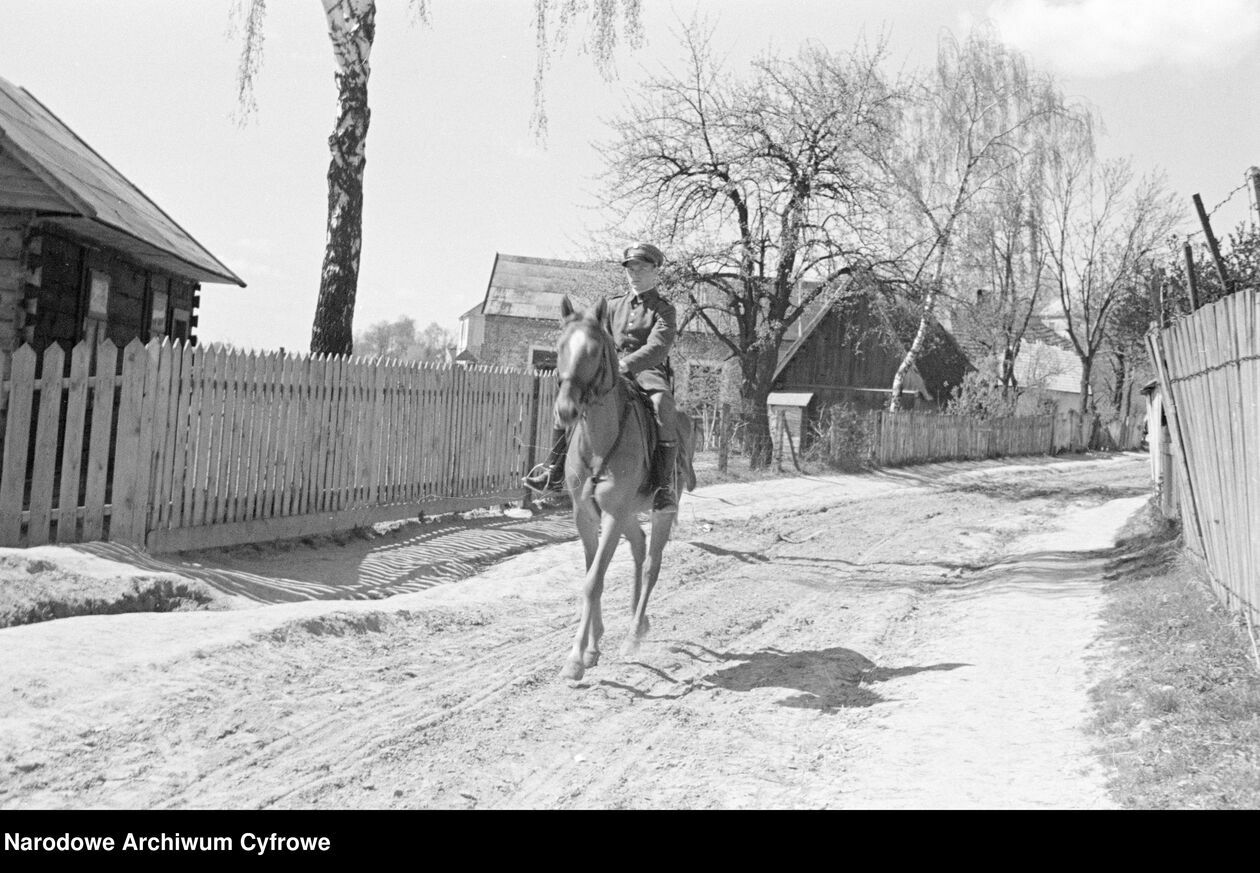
[647,389,677,443]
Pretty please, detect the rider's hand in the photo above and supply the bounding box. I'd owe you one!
[618,360,630,375]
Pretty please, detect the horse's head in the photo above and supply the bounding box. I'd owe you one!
[555,295,618,427]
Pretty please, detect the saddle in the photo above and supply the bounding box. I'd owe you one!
[626,378,661,452]
[621,376,695,496]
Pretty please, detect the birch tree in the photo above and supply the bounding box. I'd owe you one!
[951,147,1054,392]
[231,0,643,356]
[874,29,1070,410]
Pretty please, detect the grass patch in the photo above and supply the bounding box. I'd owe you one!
[692,448,837,486]
[1090,500,1260,808]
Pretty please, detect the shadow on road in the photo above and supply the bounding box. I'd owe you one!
[665,641,969,711]
[72,509,579,604]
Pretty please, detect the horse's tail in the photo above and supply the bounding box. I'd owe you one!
[675,411,697,493]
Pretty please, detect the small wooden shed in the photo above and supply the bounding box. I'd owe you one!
[767,391,814,457]
[0,75,244,381]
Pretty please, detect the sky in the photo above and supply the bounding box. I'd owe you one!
[3,0,1258,354]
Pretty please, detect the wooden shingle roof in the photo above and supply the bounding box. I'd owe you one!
[0,75,244,286]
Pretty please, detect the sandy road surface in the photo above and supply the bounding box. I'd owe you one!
[0,453,1150,809]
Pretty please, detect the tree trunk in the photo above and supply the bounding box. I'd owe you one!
[311,0,375,357]
[740,345,779,469]
[1076,356,1093,450]
[889,282,936,412]
[1110,349,1127,414]
[717,401,731,473]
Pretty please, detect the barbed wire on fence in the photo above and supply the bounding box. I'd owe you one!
[1185,179,1254,242]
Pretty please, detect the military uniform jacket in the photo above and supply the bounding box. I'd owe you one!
[604,287,677,393]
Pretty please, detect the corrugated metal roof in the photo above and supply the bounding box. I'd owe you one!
[0,75,244,286]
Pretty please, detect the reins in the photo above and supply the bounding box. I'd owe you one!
[560,319,632,484]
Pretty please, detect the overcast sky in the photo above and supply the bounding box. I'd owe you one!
[3,0,1258,353]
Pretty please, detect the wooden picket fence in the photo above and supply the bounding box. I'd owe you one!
[800,404,1146,470]
[1147,287,1260,626]
[870,410,1055,466]
[0,339,558,552]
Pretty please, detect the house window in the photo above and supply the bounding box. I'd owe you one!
[150,290,168,337]
[87,270,110,319]
[171,307,190,342]
[530,346,557,371]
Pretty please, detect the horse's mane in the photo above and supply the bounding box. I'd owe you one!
[563,306,620,398]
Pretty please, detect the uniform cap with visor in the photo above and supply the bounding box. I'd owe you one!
[621,243,665,268]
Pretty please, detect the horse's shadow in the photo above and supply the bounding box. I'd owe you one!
[671,642,970,711]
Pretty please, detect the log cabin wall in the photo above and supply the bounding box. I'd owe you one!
[14,224,200,356]
[0,211,24,371]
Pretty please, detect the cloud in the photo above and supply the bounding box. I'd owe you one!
[983,0,1260,76]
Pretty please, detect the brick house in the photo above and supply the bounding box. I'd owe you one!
[457,253,732,413]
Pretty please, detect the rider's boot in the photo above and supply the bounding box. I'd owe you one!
[651,441,679,512]
[523,427,568,495]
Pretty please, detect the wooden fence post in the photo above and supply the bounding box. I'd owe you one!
[717,401,730,473]
[522,372,542,509]
[1193,193,1233,294]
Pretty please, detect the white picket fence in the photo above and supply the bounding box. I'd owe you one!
[0,339,557,552]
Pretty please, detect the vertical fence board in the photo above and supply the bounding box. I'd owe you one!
[187,345,214,528]
[81,340,118,542]
[130,340,163,544]
[274,353,297,518]
[1245,294,1260,615]
[199,346,226,528]
[0,346,37,544]
[241,353,267,520]
[108,340,147,545]
[54,343,92,543]
[26,344,65,546]
[166,344,195,531]
[211,349,238,525]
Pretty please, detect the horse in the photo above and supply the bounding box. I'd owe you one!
[552,294,696,682]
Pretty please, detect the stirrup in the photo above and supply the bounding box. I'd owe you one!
[523,464,565,495]
[652,485,678,512]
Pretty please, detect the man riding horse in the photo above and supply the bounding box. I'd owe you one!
[523,241,681,511]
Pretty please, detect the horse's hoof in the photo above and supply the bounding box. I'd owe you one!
[561,659,585,682]
[620,637,641,659]
[582,650,601,668]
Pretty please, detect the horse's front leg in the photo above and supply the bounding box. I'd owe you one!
[624,509,675,656]
[620,519,647,659]
[562,508,621,681]
[573,494,600,571]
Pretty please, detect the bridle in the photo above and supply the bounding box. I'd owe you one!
[558,320,619,412]
[556,314,637,485]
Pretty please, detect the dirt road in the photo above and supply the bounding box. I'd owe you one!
[0,453,1150,809]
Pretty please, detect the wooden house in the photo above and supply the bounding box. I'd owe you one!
[946,302,1086,415]
[0,75,244,383]
[772,292,972,414]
